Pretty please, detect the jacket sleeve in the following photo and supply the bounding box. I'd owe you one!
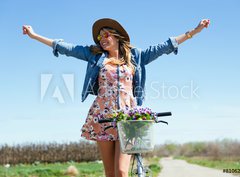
[141,37,178,65]
[52,39,91,62]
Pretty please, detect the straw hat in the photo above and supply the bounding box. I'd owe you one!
[92,18,130,44]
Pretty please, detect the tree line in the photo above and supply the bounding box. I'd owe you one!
[1,139,239,165]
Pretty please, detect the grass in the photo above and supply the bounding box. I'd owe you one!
[0,157,161,177]
[176,156,240,170]
[0,161,104,177]
[144,157,161,177]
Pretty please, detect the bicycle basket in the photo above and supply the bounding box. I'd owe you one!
[117,120,154,154]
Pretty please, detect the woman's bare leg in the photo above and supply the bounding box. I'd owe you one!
[97,141,115,177]
[114,140,131,177]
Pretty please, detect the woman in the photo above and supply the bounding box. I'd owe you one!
[23,18,210,177]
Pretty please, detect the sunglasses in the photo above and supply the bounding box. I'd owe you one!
[97,31,111,41]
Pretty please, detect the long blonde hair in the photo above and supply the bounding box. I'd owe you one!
[90,28,135,71]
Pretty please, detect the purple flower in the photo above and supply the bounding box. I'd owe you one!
[114,107,154,121]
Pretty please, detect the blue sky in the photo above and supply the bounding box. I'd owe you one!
[1,0,240,145]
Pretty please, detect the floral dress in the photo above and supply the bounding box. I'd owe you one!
[81,59,136,141]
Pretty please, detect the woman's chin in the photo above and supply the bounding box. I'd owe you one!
[102,47,110,51]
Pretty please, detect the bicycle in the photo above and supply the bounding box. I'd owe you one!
[99,110,172,177]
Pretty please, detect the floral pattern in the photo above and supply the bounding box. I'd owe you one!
[81,60,136,141]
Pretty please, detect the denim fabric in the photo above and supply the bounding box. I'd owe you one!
[52,37,178,106]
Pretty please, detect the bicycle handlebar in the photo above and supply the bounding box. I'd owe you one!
[98,112,172,124]
[98,119,116,123]
[156,112,172,117]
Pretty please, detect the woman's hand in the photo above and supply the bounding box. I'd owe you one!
[22,25,36,39]
[22,25,53,47]
[175,19,210,44]
[195,19,210,33]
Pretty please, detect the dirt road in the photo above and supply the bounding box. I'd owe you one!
[158,157,238,177]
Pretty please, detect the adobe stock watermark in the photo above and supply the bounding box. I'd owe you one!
[40,73,74,104]
[40,73,200,104]
[148,80,200,100]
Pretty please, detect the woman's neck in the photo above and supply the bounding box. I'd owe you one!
[108,49,119,59]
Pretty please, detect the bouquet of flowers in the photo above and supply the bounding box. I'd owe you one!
[113,107,154,122]
[115,107,155,153]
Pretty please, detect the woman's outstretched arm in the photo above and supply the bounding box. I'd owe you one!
[22,25,53,47]
[175,19,210,44]
[22,25,91,60]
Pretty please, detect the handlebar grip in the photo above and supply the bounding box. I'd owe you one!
[98,119,114,123]
[156,112,172,117]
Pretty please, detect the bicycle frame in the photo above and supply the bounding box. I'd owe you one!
[135,153,145,177]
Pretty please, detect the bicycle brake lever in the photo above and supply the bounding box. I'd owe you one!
[104,125,114,131]
[156,120,168,125]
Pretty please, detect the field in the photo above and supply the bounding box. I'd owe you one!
[0,158,161,177]
[1,139,240,176]
[0,161,104,177]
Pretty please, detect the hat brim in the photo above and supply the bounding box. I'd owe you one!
[92,18,130,44]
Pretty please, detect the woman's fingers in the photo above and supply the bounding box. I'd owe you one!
[22,26,27,34]
[22,25,32,35]
[205,19,210,28]
[201,19,210,28]
[196,19,210,32]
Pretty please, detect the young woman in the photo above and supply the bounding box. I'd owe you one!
[23,18,210,177]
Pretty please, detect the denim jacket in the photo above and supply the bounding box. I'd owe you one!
[52,37,178,106]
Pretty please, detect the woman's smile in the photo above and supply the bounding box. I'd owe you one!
[100,40,109,49]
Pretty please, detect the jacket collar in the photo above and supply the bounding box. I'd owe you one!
[96,52,107,68]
